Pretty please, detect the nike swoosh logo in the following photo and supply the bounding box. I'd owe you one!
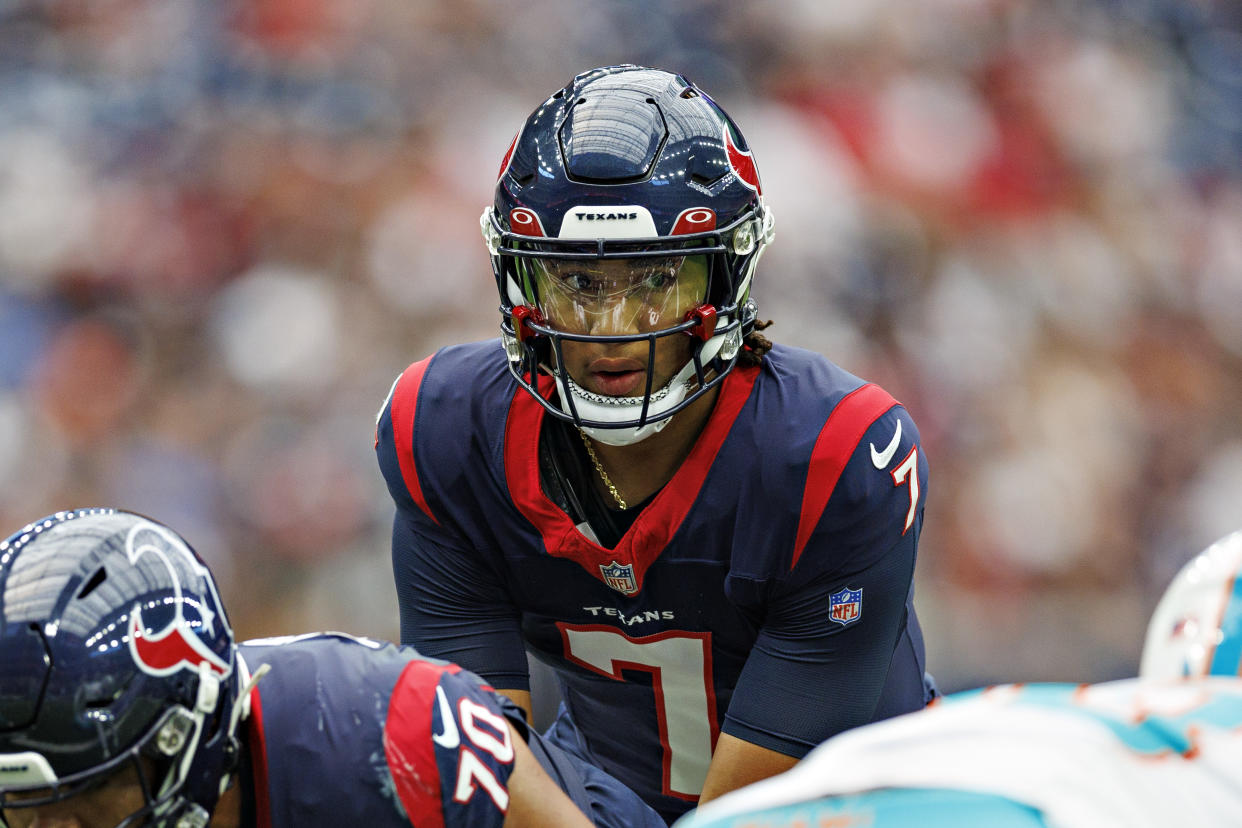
[431,685,460,749]
[870,419,902,469]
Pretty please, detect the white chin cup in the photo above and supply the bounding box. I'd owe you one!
[561,370,684,446]
[556,329,729,446]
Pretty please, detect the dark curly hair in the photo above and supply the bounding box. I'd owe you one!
[737,319,773,368]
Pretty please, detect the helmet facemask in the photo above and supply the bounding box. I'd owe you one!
[487,206,770,445]
[0,679,240,828]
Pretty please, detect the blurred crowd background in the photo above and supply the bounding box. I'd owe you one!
[1,0,1240,694]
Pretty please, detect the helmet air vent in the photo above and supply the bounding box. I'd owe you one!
[559,90,668,183]
[76,567,108,600]
[687,152,726,188]
[83,683,126,711]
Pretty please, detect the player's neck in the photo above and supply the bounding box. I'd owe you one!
[586,383,719,507]
[210,780,243,828]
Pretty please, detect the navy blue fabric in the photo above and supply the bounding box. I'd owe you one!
[240,633,657,827]
[378,340,932,822]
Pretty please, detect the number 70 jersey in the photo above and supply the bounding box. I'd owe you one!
[679,677,1242,828]
[236,633,525,828]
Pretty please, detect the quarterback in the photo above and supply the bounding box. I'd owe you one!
[376,64,934,822]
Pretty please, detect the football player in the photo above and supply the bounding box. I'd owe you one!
[675,678,1242,828]
[0,509,664,828]
[675,529,1242,828]
[376,64,935,823]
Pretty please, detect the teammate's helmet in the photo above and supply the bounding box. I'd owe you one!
[482,64,774,445]
[0,509,240,828]
[1141,530,1242,680]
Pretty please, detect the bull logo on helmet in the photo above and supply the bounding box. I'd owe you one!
[125,521,231,678]
[723,126,762,194]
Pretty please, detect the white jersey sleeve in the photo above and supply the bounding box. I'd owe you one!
[680,677,1242,828]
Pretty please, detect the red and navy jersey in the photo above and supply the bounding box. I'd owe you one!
[376,340,933,823]
[237,633,522,828]
[236,633,662,828]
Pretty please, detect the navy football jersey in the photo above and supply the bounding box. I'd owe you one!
[376,340,933,822]
[236,632,660,828]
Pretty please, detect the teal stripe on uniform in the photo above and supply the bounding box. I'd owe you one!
[682,787,1048,828]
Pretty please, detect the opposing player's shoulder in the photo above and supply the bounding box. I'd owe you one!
[979,676,1242,722]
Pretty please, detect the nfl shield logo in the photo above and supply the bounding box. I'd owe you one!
[829,587,863,626]
[600,561,638,595]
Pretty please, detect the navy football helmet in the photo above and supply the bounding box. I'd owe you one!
[483,65,774,445]
[0,510,240,828]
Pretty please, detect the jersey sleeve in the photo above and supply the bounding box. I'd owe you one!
[390,510,530,690]
[377,361,530,691]
[384,660,520,828]
[722,404,929,756]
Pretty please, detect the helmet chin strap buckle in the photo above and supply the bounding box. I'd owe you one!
[512,305,546,343]
[685,304,717,342]
[195,663,221,714]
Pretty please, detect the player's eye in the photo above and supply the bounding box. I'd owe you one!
[561,272,597,293]
[641,269,676,291]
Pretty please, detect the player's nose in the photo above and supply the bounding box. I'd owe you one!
[583,296,659,337]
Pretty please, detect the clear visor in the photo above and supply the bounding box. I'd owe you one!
[524,255,709,335]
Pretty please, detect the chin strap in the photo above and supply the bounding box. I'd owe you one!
[555,322,735,447]
[570,373,687,446]
[228,657,272,740]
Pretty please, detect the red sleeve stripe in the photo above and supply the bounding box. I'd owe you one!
[384,660,462,828]
[392,355,438,525]
[792,383,899,570]
[245,686,272,828]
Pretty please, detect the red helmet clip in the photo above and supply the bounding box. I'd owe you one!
[512,305,546,343]
[684,304,717,342]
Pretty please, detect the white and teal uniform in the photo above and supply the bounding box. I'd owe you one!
[677,677,1242,828]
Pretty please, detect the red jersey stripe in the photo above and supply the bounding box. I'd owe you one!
[392,355,439,524]
[246,685,273,828]
[792,383,899,570]
[384,659,462,828]
[504,366,760,592]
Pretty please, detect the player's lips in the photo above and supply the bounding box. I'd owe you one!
[588,358,645,396]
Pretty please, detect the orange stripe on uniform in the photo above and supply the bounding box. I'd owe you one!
[792,383,899,570]
[391,355,439,525]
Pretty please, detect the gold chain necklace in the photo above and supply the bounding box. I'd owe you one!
[578,429,627,510]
